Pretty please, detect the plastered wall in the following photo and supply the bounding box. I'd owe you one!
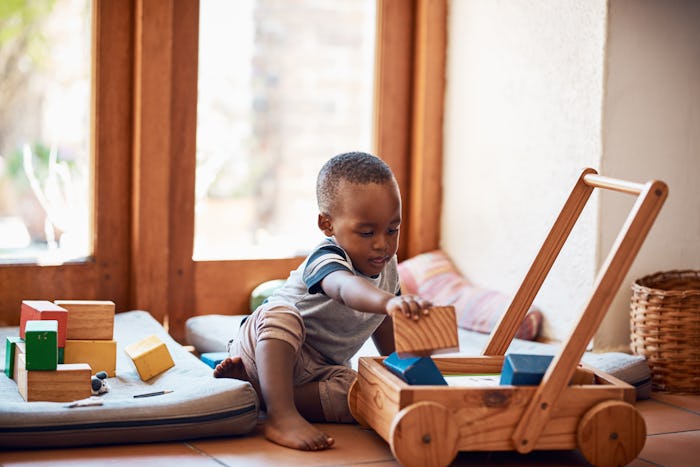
[442,0,700,350]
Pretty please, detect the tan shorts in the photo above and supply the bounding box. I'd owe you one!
[229,305,357,423]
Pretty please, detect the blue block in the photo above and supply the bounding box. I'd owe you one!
[500,354,553,386]
[200,351,230,369]
[383,352,447,385]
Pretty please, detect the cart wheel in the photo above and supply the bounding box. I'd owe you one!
[577,400,646,467]
[347,378,369,428]
[389,401,458,467]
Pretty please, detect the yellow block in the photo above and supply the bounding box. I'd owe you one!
[16,353,91,402]
[64,339,117,376]
[55,300,115,340]
[124,334,174,381]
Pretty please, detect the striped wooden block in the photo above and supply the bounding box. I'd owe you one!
[16,352,91,402]
[393,305,458,357]
[55,300,115,341]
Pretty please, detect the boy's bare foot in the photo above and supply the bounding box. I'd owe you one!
[265,412,335,451]
[213,356,249,380]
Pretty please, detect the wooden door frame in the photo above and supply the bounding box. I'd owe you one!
[132,0,447,342]
[376,0,446,260]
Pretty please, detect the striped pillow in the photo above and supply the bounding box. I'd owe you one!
[398,250,541,341]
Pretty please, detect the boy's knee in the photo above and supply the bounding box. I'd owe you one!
[255,306,305,353]
[318,368,357,423]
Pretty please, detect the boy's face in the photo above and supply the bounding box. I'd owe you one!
[318,179,401,277]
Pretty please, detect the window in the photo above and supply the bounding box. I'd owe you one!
[0,0,444,343]
[195,0,376,260]
[0,0,92,264]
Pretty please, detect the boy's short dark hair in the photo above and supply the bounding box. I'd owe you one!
[316,151,395,215]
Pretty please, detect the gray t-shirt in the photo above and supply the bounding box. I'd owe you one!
[263,238,400,366]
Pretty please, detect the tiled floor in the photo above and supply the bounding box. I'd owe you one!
[1,392,697,467]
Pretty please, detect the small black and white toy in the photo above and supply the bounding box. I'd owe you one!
[91,371,110,395]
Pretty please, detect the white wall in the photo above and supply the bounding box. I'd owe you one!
[442,0,607,342]
[442,0,700,350]
[597,0,700,350]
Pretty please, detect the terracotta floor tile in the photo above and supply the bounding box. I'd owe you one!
[357,463,401,467]
[651,393,700,414]
[190,423,397,466]
[191,423,597,466]
[450,449,589,466]
[636,399,700,435]
[638,430,700,467]
[2,397,698,466]
[626,459,661,467]
[0,443,220,467]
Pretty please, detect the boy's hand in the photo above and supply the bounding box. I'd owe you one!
[386,295,432,321]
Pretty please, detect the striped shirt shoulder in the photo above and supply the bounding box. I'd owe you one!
[303,241,353,294]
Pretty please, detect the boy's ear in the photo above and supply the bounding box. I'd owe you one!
[318,213,333,236]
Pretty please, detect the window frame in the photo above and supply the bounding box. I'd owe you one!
[0,0,133,326]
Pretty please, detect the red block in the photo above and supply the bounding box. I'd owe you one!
[20,301,68,347]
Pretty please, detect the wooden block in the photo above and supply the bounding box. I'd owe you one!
[64,339,116,376]
[4,337,23,379]
[499,354,553,386]
[55,300,115,340]
[393,305,459,356]
[19,301,38,338]
[383,352,447,385]
[124,334,175,381]
[16,352,91,402]
[24,320,58,371]
[21,301,68,347]
[13,341,25,382]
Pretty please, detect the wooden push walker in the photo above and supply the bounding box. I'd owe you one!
[348,169,668,467]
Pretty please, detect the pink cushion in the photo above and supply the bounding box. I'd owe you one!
[398,250,541,341]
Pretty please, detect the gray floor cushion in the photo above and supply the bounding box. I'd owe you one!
[186,314,651,400]
[0,310,259,448]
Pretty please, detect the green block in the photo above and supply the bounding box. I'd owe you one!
[250,279,286,312]
[4,337,24,379]
[25,320,58,371]
[58,346,64,364]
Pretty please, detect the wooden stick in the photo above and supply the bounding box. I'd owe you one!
[583,173,645,195]
[483,168,597,356]
[512,179,668,453]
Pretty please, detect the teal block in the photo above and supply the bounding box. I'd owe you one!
[200,351,229,369]
[500,354,553,386]
[58,346,64,364]
[4,337,24,379]
[24,320,58,371]
[383,352,447,385]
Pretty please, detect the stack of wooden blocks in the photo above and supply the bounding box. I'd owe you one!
[5,300,116,402]
[57,300,117,377]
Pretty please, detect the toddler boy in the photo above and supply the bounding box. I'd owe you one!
[214,152,431,451]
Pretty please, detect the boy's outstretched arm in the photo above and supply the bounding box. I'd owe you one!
[320,270,431,320]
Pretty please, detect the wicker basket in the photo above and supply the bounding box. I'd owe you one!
[631,270,700,393]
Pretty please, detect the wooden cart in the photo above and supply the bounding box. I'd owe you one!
[349,169,667,467]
